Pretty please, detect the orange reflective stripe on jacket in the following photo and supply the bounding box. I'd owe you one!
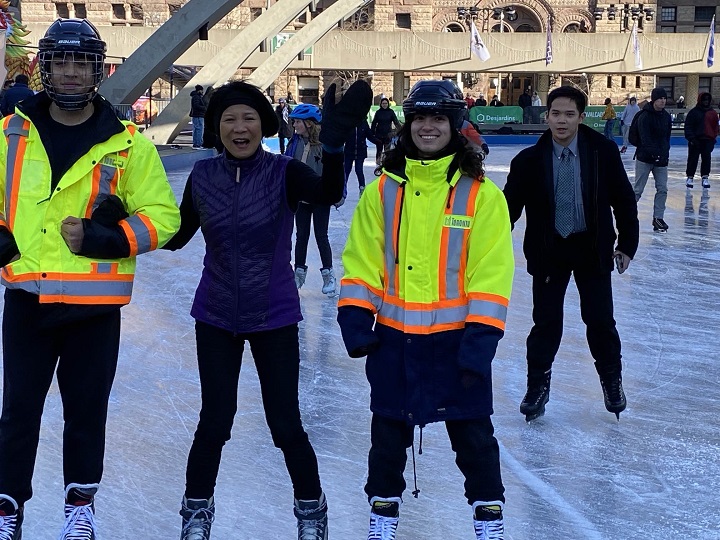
[3,115,30,232]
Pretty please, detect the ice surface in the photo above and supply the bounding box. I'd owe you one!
[2,144,719,539]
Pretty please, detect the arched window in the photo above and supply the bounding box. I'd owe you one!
[444,22,466,32]
[564,23,582,33]
[515,23,537,32]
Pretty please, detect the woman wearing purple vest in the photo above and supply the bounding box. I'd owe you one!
[163,80,372,540]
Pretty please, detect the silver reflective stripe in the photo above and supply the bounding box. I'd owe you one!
[378,302,468,327]
[124,214,153,253]
[0,277,39,294]
[91,164,119,214]
[382,179,400,296]
[38,279,133,297]
[444,176,475,300]
[339,283,383,311]
[95,263,116,274]
[3,116,29,228]
[469,298,508,324]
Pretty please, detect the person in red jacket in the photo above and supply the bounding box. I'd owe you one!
[684,92,719,189]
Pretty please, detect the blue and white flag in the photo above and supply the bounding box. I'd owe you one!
[708,15,715,68]
[545,17,553,66]
[470,20,491,62]
[631,21,643,70]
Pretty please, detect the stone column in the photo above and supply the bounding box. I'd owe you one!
[537,73,550,104]
[393,72,405,102]
[685,74,700,105]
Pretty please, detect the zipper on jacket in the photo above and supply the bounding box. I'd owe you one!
[232,165,240,332]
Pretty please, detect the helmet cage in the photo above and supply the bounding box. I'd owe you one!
[38,19,107,111]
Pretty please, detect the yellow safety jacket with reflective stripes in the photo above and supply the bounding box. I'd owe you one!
[339,154,513,334]
[0,112,180,305]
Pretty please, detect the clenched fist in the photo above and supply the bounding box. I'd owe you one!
[61,216,84,253]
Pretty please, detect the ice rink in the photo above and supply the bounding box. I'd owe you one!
[2,143,719,539]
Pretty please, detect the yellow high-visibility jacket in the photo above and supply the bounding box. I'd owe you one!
[0,112,180,305]
[339,154,513,334]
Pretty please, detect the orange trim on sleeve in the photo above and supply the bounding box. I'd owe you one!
[468,291,510,307]
[337,298,378,312]
[136,213,159,251]
[119,220,139,256]
[340,278,384,299]
[466,314,506,331]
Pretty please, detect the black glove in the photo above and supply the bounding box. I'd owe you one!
[319,80,373,148]
[481,143,490,155]
[90,195,129,227]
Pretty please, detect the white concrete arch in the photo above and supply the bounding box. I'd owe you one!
[144,0,370,144]
[98,0,243,106]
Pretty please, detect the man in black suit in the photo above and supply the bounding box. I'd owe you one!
[504,86,639,422]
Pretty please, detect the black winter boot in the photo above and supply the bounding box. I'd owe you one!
[520,370,551,421]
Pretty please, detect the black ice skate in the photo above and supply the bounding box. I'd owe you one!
[652,218,669,232]
[294,492,328,540]
[0,495,23,540]
[59,484,98,540]
[180,496,215,540]
[520,370,551,421]
[600,374,627,420]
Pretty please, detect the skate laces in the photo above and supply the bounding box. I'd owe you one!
[181,506,214,538]
[297,515,327,540]
[0,514,18,540]
[473,517,504,540]
[59,503,96,540]
[368,513,399,540]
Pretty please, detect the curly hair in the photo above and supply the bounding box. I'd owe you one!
[376,122,485,180]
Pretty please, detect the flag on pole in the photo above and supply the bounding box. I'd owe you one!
[631,21,643,70]
[470,20,491,62]
[545,17,553,65]
[707,15,715,68]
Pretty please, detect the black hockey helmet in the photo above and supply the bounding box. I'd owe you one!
[38,18,107,111]
[402,80,467,129]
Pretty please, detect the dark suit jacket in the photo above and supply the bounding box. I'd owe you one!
[504,124,639,277]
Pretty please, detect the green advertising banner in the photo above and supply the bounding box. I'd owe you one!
[365,105,626,135]
[582,106,625,135]
[469,106,524,125]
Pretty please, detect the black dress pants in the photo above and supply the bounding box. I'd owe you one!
[0,291,121,505]
[365,414,504,505]
[526,234,622,378]
[185,321,322,501]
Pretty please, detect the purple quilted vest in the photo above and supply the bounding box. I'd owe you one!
[190,148,301,333]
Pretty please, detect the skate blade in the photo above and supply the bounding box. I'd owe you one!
[524,409,546,422]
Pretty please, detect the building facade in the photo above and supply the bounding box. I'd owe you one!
[15,0,719,106]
